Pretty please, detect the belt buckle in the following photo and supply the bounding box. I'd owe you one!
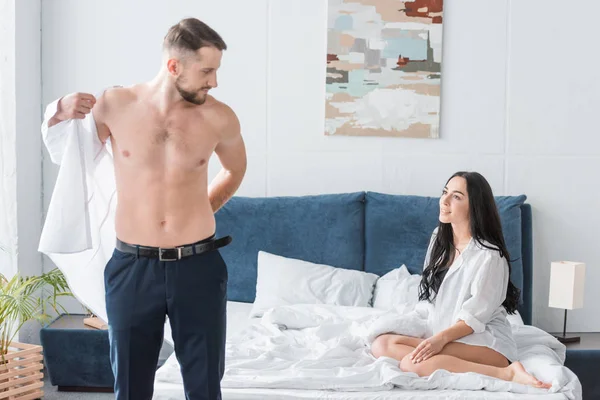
[159,247,183,261]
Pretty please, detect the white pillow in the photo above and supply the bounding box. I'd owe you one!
[372,265,422,310]
[250,251,379,318]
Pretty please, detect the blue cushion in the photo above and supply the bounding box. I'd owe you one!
[364,193,439,276]
[364,192,526,302]
[215,193,365,303]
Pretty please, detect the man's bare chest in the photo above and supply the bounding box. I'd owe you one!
[108,109,219,167]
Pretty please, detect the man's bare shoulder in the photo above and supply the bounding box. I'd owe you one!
[201,96,240,138]
[98,85,139,108]
[94,86,142,126]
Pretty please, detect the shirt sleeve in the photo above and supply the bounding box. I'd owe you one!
[456,250,509,333]
[41,98,71,165]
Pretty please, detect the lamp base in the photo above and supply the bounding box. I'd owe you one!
[553,334,580,343]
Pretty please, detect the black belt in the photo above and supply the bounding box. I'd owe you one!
[116,235,232,261]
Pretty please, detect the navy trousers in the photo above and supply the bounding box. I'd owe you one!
[104,244,228,400]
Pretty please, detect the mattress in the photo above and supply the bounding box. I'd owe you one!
[153,301,570,400]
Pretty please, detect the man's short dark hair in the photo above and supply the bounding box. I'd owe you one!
[163,18,227,53]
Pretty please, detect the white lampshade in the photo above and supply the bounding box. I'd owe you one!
[548,261,585,310]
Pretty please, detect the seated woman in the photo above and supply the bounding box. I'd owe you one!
[371,171,551,389]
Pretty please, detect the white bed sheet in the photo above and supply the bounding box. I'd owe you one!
[154,381,569,400]
[225,300,255,336]
[152,301,575,400]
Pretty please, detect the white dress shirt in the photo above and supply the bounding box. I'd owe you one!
[39,90,117,324]
[425,229,518,362]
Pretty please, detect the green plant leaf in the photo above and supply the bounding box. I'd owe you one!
[0,268,74,359]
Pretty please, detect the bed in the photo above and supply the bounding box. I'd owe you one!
[154,301,580,399]
[151,193,582,399]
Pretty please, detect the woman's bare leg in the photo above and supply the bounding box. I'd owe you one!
[370,334,422,360]
[371,335,550,389]
[371,334,501,365]
[439,341,509,367]
[399,344,551,389]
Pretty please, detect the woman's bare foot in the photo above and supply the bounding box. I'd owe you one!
[505,361,551,389]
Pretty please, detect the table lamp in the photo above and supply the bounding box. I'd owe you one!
[548,261,585,343]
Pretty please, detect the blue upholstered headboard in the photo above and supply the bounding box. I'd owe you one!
[215,192,533,325]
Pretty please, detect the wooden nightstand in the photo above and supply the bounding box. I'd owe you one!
[551,332,600,400]
[556,333,600,350]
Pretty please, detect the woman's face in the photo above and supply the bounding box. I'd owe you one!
[439,176,470,226]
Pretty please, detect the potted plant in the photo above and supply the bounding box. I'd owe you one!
[0,266,73,398]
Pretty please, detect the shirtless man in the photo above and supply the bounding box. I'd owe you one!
[47,18,246,400]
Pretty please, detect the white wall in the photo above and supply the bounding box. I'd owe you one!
[505,0,600,332]
[40,0,600,333]
[15,0,43,285]
[15,0,43,344]
[0,0,43,343]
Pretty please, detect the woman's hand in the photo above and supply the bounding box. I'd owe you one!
[410,334,448,363]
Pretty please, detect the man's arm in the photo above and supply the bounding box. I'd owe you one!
[47,90,111,143]
[208,106,247,213]
[91,91,112,144]
[42,92,97,165]
[47,92,96,128]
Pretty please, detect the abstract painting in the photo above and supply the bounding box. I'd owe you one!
[325,0,443,138]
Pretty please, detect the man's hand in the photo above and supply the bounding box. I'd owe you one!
[48,92,96,127]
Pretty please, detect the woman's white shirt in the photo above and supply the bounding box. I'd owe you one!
[426,230,518,362]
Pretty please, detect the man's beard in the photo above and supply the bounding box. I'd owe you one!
[175,77,207,105]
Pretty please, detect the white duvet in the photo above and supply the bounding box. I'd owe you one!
[155,303,582,399]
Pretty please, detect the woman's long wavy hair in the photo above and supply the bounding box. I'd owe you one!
[418,171,520,314]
